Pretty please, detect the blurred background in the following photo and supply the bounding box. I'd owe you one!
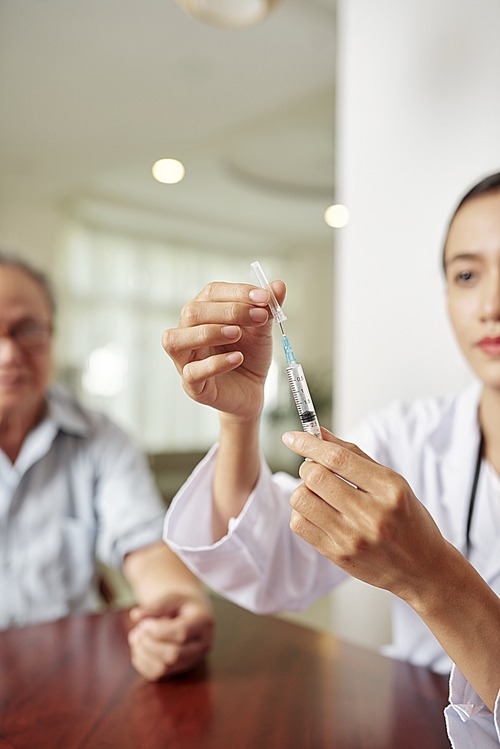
[0,0,335,475]
[0,0,499,647]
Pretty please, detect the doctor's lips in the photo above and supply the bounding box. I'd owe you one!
[477,337,500,355]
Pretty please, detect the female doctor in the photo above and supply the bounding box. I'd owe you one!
[162,172,500,745]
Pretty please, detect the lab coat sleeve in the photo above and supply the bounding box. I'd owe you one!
[445,665,500,748]
[163,444,347,614]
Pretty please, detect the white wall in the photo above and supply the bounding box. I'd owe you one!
[331,0,500,649]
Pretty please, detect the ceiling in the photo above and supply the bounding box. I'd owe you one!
[0,0,336,254]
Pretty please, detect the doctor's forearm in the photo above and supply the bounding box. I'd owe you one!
[212,413,261,542]
[409,541,500,713]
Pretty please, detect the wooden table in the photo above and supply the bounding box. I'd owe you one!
[0,597,450,749]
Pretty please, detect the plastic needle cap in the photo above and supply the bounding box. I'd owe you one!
[251,261,287,324]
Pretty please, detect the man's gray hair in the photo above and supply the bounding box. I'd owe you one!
[0,249,56,315]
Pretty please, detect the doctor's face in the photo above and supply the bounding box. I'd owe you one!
[0,266,53,419]
[444,191,500,391]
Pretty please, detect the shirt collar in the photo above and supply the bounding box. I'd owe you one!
[46,384,92,438]
[0,385,91,485]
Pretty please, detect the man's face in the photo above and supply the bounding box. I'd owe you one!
[0,266,53,418]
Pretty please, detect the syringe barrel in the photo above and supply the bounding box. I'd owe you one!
[285,362,322,440]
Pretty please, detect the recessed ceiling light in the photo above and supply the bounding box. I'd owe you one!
[324,204,349,228]
[152,158,185,184]
[174,0,283,29]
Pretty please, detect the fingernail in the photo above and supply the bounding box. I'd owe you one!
[249,288,269,304]
[282,432,294,447]
[249,308,268,323]
[226,352,243,365]
[222,326,239,339]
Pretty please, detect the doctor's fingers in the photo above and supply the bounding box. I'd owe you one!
[289,508,334,555]
[162,323,244,373]
[298,461,362,508]
[181,352,245,400]
[179,298,270,332]
[289,482,350,539]
[191,279,286,310]
[284,430,393,497]
[298,457,410,527]
[289,503,361,567]
[289,486,391,571]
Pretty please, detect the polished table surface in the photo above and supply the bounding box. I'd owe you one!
[0,597,450,749]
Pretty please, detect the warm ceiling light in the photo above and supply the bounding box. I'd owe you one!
[174,0,283,29]
[152,158,185,184]
[324,204,350,228]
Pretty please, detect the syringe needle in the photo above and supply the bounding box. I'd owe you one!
[251,260,321,441]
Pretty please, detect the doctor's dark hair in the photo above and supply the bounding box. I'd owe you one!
[0,249,56,315]
[443,171,500,273]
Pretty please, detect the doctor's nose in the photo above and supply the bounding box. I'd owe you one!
[479,271,500,324]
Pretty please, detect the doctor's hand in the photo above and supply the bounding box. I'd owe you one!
[282,428,451,609]
[162,281,286,421]
[285,429,500,716]
[127,594,215,681]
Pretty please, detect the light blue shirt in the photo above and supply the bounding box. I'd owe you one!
[0,385,166,629]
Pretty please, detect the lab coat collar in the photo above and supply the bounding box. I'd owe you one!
[426,381,483,556]
[427,380,482,467]
[425,381,500,578]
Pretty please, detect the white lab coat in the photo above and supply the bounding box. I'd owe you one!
[164,380,500,746]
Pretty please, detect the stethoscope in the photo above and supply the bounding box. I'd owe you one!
[466,430,485,557]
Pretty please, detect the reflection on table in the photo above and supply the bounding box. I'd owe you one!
[0,596,450,749]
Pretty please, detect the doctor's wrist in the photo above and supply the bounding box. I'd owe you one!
[404,541,475,619]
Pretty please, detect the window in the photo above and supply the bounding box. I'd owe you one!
[55,223,287,454]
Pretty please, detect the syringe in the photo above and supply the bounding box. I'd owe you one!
[251,261,322,441]
[282,333,322,440]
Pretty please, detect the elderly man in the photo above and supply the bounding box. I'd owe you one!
[0,252,214,680]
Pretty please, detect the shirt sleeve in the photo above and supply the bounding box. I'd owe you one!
[163,444,347,614]
[445,665,500,748]
[91,417,166,568]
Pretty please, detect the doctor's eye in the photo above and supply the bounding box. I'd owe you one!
[455,270,476,285]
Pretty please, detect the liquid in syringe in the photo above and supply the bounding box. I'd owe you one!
[250,261,322,441]
[281,333,322,440]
